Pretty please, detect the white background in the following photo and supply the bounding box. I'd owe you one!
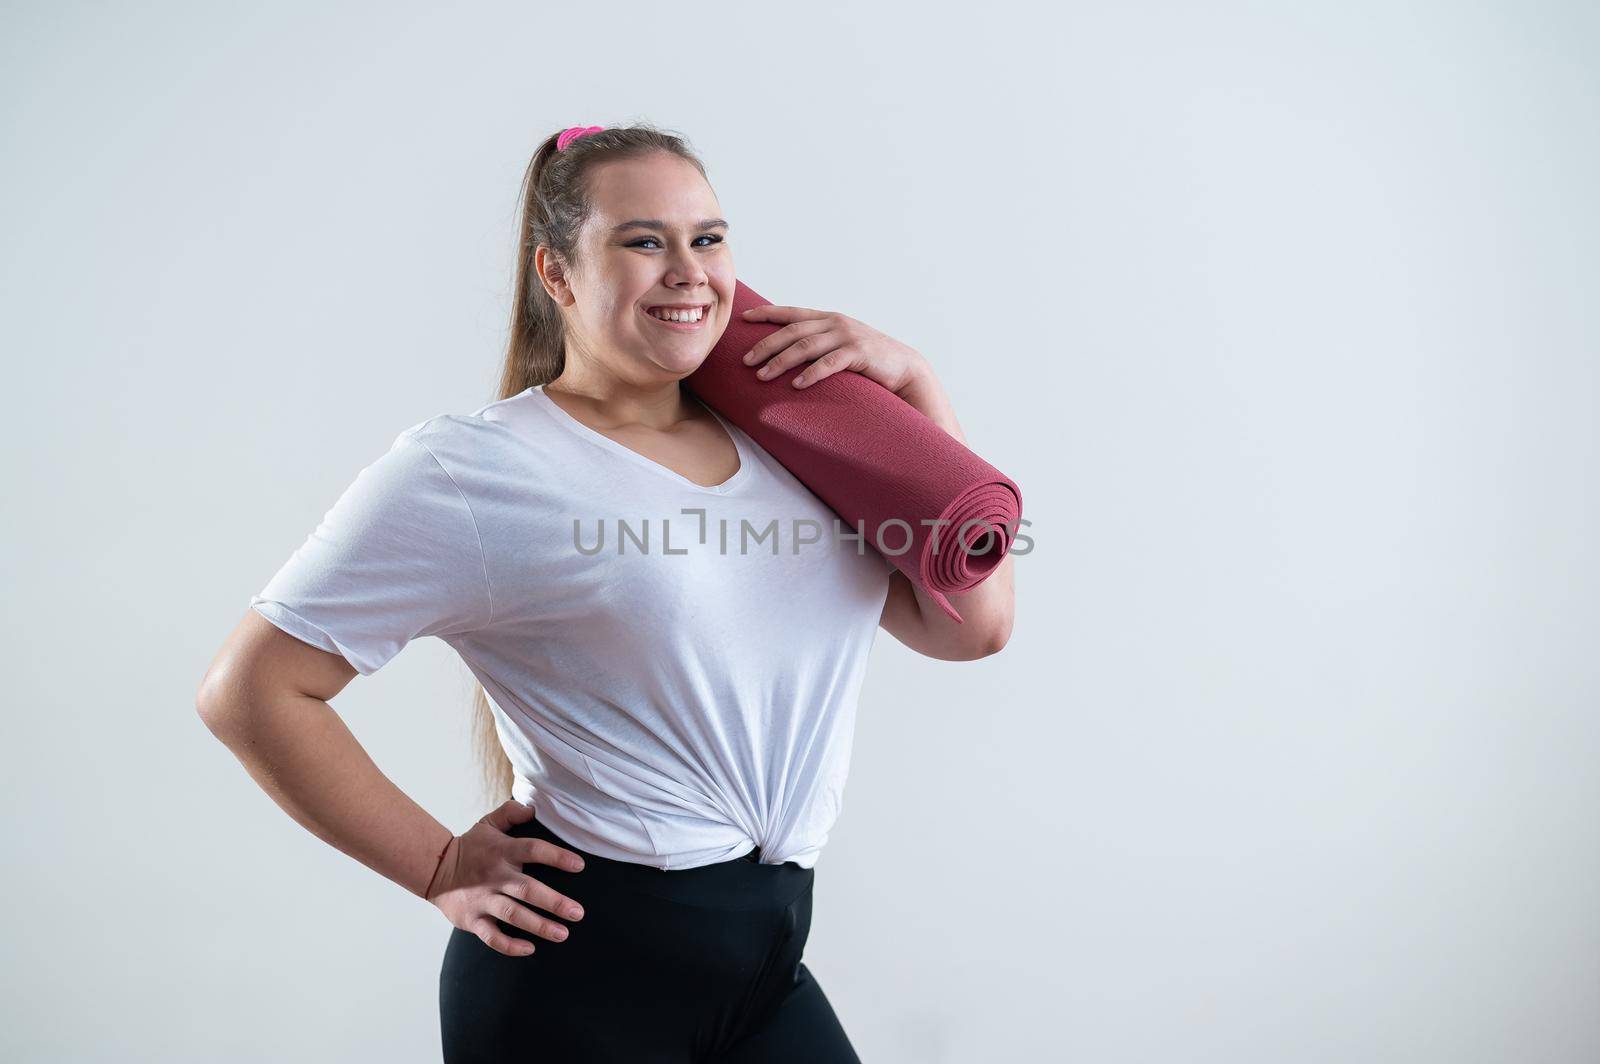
[4,1,1597,1061]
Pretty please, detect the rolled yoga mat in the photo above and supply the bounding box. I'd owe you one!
[685,279,1022,625]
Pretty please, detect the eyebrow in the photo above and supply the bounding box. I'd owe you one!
[610,218,730,235]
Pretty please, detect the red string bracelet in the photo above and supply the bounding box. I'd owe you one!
[423,834,455,899]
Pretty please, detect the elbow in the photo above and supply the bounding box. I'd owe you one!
[976,616,1013,658]
[932,613,1012,662]
[195,658,254,742]
[937,619,1011,660]
[195,675,235,739]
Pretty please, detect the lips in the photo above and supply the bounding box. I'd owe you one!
[642,303,713,330]
[640,302,710,328]
[645,303,712,318]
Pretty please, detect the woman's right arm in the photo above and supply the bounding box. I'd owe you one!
[194,610,588,956]
[196,608,460,897]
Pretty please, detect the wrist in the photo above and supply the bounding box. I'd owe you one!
[896,357,939,399]
[421,830,456,902]
[897,367,964,443]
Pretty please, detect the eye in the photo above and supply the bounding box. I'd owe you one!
[628,235,725,250]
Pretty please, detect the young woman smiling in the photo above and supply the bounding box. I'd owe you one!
[197,122,1014,1063]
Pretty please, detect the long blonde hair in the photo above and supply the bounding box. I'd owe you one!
[470,121,709,804]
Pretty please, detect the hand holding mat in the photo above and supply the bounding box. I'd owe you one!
[685,279,1022,624]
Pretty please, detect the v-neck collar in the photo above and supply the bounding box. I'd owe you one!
[529,384,753,496]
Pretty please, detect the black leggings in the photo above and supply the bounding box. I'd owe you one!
[439,812,862,1063]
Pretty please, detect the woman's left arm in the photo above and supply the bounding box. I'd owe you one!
[739,304,1016,660]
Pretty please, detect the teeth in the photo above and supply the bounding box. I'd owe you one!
[649,305,705,323]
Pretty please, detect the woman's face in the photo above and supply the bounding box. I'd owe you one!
[557,152,735,382]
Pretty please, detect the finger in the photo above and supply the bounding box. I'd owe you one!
[488,891,572,943]
[483,799,534,832]
[507,873,586,922]
[527,838,587,873]
[792,348,854,388]
[742,305,834,328]
[742,319,831,366]
[741,304,808,321]
[754,332,844,381]
[470,915,537,958]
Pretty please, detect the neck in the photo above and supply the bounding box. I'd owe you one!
[545,359,699,431]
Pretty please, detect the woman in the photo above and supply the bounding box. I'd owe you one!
[197,122,1014,1063]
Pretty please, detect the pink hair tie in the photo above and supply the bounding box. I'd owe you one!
[557,125,605,151]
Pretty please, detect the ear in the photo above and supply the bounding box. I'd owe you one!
[534,246,575,306]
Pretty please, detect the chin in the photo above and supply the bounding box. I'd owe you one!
[642,349,712,376]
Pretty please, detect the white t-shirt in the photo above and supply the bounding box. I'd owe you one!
[250,384,893,869]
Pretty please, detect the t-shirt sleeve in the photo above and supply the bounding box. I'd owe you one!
[248,430,493,675]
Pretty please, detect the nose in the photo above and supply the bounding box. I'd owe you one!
[662,245,709,290]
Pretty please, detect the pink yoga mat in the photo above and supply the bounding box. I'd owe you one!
[686,279,1022,624]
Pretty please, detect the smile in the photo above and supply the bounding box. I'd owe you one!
[643,303,712,331]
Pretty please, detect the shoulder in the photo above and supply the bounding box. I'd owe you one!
[376,389,574,517]
[393,387,547,469]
